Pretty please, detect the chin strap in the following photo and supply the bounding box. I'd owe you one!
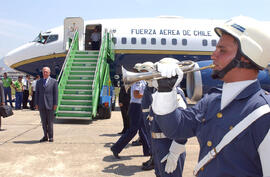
[211,50,256,80]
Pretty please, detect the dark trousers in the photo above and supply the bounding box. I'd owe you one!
[15,92,23,109]
[92,41,100,50]
[30,91,35,110]
[120,105,130,132]
[22,90,29,108]
[4,87,13,107]
[39,108,55,139]
[111,103,150,156]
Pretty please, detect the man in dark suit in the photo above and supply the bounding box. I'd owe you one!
[118,85,130,134]
[35,67,58,142]
[0,81,5,131]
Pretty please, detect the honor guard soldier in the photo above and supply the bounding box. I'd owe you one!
[111,64,150,159]
[151,16,270,176]
[140,59,187,177]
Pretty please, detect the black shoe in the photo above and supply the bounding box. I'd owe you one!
[49,138,54,142]
[110,147,120,159]
[142,159,154,171]
[142,156,153,166]
[118,130,126,134]
[131,140,142,146]
[40,137,48,142]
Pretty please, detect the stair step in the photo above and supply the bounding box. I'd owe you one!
[71,65,96,69]
[71,68,96,71]
[74,51,99,54]
[68,76,94,80]
[59,105,92,108]
[72,59,98,63]
[56,111,91,117]
[66,81,93,85]
[65,85,92,90]
[62,95,92,100]
[61,99,91,103]
[55,116,92,120]
[58,106,92,112]
[61,100,91,106]
[70,71,95,75]
[72,62,97,65]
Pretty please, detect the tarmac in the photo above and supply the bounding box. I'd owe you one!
[0,107,199,177]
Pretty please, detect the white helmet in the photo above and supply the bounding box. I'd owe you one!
[138,62,155,72]
[215,16,270,69]
[159,57,180,64]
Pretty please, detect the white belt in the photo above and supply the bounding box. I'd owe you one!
[193,104,270,176]
[142,108,150,112]
[151,132,167,139]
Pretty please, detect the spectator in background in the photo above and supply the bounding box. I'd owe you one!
[22,74,31,109]
[118,85,130,134]
[0,80,5,131]
[2,72,14,108]
[30,75,40,110]
[13,76,23,110]
[90,27,101,50]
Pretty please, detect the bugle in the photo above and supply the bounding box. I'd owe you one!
[122,60,215,86]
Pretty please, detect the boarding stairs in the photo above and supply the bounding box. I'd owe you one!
[56,50,98,119]
[56,30,114,120]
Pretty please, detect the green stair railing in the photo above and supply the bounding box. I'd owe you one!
[92,32,114,117]
[56,32,79,113]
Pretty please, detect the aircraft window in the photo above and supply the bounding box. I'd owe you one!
[211,40,217,46]
[46,35,58,43]
[202,39,208,46]
[141,38,146,44]
[161,38,166,45]
[121,37,127,44]
[151,38,156,45]
[182,39,187,46]
[112,37,117,44]
[172,38,177,45]
[131,37,136,44]
[33,33,48,44]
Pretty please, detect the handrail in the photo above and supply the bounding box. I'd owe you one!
[91,29,114,117]
[57,30,78,82]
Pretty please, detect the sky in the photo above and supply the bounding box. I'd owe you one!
[1,0,270,68]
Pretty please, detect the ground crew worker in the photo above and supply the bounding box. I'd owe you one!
[139,59,187,177]
[152,16,270,176]
[2,72,13,108]
[111,64,150,159]
[13,76,23,110]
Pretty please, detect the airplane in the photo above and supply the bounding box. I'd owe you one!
[3,16,270,101]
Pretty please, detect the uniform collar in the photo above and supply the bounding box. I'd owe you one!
[221,79,258,110]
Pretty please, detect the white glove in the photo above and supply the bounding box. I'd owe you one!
[146,79,158,88]
[156,62,184,88]
[161,141,186,174]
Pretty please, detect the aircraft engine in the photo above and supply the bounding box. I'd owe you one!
[186,60,270,102]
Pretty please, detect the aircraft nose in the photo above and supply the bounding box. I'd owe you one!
[3,42,34,67]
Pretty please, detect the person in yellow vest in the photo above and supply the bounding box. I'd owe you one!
[13,76,23,110]
[2,72,14,108]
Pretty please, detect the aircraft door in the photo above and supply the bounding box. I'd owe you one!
[64,17,84,50]
[85,25,102,50]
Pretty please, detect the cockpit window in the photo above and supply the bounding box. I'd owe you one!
[46,35,58,43]
[33,33,58,44]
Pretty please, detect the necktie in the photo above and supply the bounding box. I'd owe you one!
[43,79,47,86]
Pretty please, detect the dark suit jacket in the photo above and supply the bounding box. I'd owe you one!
[119,86,130,107]
[35,77,58,110]
[0,81,4,103]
